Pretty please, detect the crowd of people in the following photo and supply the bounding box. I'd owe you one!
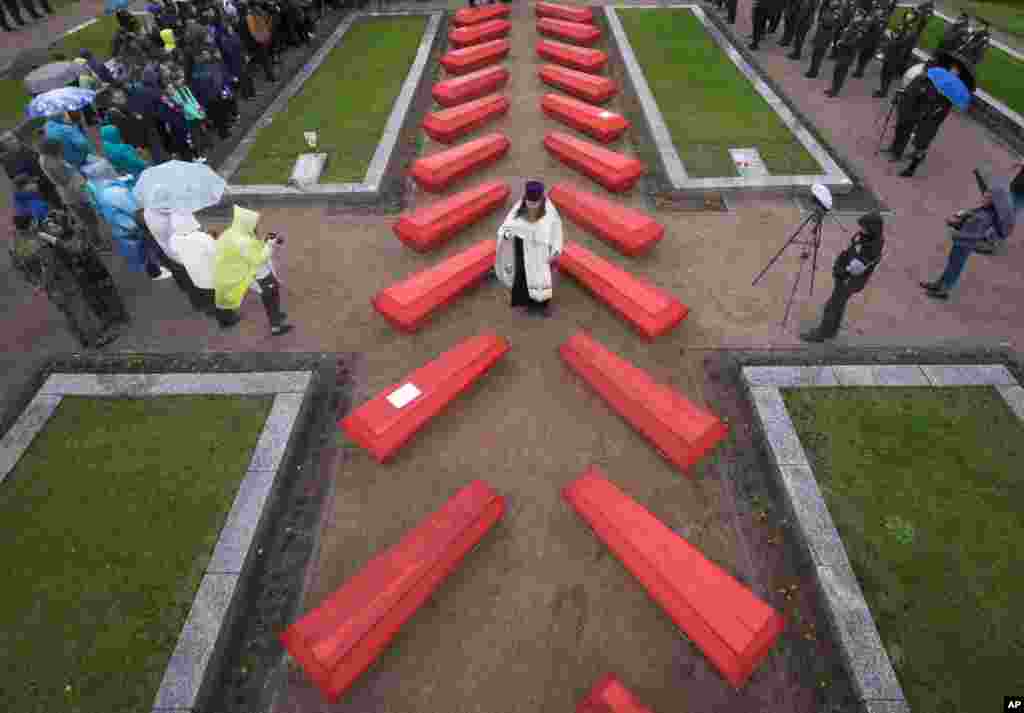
[714,0,993,176]
[0,0,354,347]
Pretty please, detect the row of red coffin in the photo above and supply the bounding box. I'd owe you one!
[342,331,720,476]
[281,468,784,703]
[425,91,627,145]
[433,62,617,109]
[410,131,642,194]
[454,2,595,27]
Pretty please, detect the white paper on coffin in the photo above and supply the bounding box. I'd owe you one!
[387,383,422,409]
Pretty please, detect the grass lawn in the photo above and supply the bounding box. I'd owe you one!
[232,14,427,185]
[0,395,273,713]
[949,0,1024,39]
[781,386,1024,713]
[48,15,120,63]
[0,79,34,132]
[618,8,822,178]
[910,13,1024,118]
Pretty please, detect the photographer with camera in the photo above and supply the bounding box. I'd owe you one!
[920,177,1016,300]
[801,211,884,342]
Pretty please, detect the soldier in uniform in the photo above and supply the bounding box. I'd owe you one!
[784,0,821,59]
[936,10,970,54]
[958,21,990,66]
[851,4,891,78]
[826,8,871,96]
[766,0,788,35]
[806,0,844,78]
[873,5,922,97]
[828,0,855,58]
[884,54,972,176]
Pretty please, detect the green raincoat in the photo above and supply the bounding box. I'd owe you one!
[213,206,271,309]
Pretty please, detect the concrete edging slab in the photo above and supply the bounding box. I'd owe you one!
[605,4,854,195]
[220,11,442,201]
[0,370,315,713]
[742,363,1024,713]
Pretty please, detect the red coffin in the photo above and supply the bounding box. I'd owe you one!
[373,240,496,332]
[537,17,601,46]
[556,242,686,338]
[449,18,511,47]
[539,64,617,104]
[281,480,506,702]
[454,3,509,26]
[536,1,594,24]
[536,39,607,72]
[563,468,785,689]
[441,39,510,75]
[541,93,629,144]
[410,133,510,193]
[577,674,656,713]
[433,65,510,107]
[549,182,662,256]
[423,94,510,144]
[393,181,510,252]
[544,131,644,193]
[559,332,727,472]
[341,334,508,462]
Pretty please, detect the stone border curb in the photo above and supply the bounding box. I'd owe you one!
[606,4,854,195]
[220,11,442,201]
[742,363,1024,713]
[0,370,316,713]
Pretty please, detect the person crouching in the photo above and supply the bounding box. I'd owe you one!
[495,180,564,317]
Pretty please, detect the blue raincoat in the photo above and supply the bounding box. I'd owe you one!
[44,117,96,168]
[91,178,149,272]
[100,125,149,179]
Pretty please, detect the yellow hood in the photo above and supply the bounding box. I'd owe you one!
[160,28,176,50]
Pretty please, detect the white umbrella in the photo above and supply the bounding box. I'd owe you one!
[24,62,83,95]
[169,231,217,289]
[133,160,227,212]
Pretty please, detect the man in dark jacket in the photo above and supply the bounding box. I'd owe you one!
[873,6,921,97]
[801,211,885,342]
[828,0,855,58]
[885,63,962,176]
[806,0,844,78]
[784,0,820,60]
[920,182,1013,299]
[826,8,870,96]
[851,4,890,78]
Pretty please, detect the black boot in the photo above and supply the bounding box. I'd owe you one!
[259,279,293,335]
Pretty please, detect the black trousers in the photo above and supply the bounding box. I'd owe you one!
[724,0,737,23]
[807,43,829,76]
[854,37,882,76]
[215,274,286,328]
[830,53,855,94]
[816,280,859,337]
[877,50,910,95]
[789,19,813,56]
[2,0,27,23]
[145,234,214,312]
[750,6,769,46]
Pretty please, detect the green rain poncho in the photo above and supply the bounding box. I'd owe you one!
[213,206,271,310]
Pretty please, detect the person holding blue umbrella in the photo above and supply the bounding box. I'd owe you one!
[883,51,975,177]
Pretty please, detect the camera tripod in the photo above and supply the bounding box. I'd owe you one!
[874,88,903,155]
[752,205,847,327]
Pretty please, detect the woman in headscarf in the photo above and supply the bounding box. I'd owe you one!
[9,211,129,348]
[495,180,564,317]
[99,124,150,180]
[142,201,214,312]
[36,137,108,253]
[212,205,293,335]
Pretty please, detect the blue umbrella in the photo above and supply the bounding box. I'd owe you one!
[25,87,97,119]
[926,67,971,111]
[133,160,228,212]
[105,0,132,12]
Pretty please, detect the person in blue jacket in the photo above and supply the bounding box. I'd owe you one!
[44,113,96,169]
[100,124,149,179]
[90,177,170,280]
